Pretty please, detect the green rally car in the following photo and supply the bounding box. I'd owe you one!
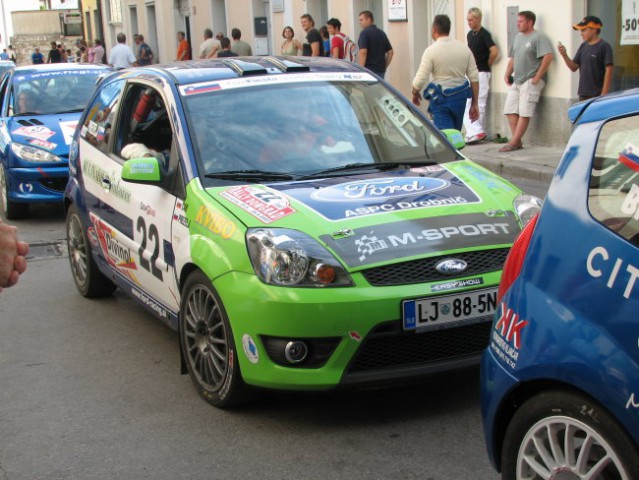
[64,57,541,407]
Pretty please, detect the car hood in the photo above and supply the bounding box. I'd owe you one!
[209,160,523,268]
[2,112,80,159]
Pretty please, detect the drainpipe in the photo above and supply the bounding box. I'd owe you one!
[0,0,7,50]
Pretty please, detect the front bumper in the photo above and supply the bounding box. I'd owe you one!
[4,165,68,203]
[215,270,501,390]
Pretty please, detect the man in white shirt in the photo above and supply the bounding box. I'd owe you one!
[411,15,479,132]
[108,33,137,70]
[199,28,221,59]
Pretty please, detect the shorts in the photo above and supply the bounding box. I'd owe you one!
[503,79,545,117]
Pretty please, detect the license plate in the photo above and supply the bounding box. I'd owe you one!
[402,288,498,332]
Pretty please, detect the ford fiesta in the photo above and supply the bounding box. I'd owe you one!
[0,63,110,218]
[65,57,540,407]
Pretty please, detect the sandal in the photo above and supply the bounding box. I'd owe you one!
[498,143,523,152]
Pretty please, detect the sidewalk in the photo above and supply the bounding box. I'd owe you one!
[461,139,565,183]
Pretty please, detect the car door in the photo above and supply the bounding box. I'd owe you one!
[78,79,185,320]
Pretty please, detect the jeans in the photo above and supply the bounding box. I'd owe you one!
[425,82,470,131]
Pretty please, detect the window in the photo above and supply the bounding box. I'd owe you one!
[588,115,639,245]
[109,0,122,24]
[80,79,124,153]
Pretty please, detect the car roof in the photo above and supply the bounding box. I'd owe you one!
[13,63,110,74]
[109,56,366,87]
[568,87,639,125]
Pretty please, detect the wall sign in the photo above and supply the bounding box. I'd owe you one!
[388,0,407,22]
[621,0,639,45]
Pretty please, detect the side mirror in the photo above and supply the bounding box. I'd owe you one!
[441,129,465,150]
[121,157,161,183]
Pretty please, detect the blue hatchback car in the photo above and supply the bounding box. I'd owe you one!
[481,89,639,479]
[0,63,109,219]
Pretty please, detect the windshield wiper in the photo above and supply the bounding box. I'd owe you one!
[56,108,85,114]
[204,169,296,182]
[13,111,41,116]
[300,161,438,179]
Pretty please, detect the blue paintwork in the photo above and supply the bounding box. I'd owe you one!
[481,92,639,471]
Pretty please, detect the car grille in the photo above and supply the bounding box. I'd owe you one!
[347,318,492,372]
[360,248,510,286]
[39,177,68,192]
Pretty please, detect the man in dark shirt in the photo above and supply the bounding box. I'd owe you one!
[301,14,323,56]
[217,37,238,57]
[463,7,499,144]
[47,42,61,63]
[558,16,613,101]
[357,11,393,79]
[135,34,154,66]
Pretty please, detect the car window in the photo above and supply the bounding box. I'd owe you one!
[588,115,639,246]
[115,83,179,193]
[181,80,457,179]
[0,73,10,114]
[80,79,124,154]
[11,69,103,115]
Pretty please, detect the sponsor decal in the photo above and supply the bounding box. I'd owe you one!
[410,165,445,174]
[83,160,131,203]
[192,204,236,238]
[242,334,259,364]
[59,120,77,146]
[87,121,99,137]
[87,226,98,247]
[172,200,190,228]
[622,183,639,220]
[455,163,518,193]
[90,213,139,284]
[586,246,639,300]
[431,277,484,293]
[131,287,168,320]
[140,202,156,217]
[12,125,55,141]
[80,125,88,137]
[220,185,295,224]
[618,143,639,174]
[349,331,362,342]
[627,392,639,412]
[180,72,375,97]
[320,212,519,267]
[129,162,155,174]
[490,303,529,369]
[28,138,57,150]
[183,83,221,95]
[18,183,33,193]
[271,170,481,221]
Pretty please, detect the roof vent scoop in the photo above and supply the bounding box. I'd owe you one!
[221,59,268,76]
[263,56,310,73]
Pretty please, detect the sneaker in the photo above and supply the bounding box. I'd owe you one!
[466,132,487,144]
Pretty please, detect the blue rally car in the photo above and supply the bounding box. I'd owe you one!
[0,63,109,218]
[481,89,639,478]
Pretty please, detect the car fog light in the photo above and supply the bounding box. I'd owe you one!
[312,263,336,284]
[284,341,308,364]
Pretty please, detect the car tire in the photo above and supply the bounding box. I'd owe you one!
[66,203,116,297]
[502,389,639,480]
[179,270,252,408]
[0,163,29,220]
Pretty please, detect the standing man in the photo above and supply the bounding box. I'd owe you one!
[357,11,393,79]
[92,39,105,64]
[31,48,44,64]
[411,14,479,131]
[135,34,154,66]
[300,14,324,57]
[558,16,613,101]
[108,33,137,70]
[217,38,238,57]
[175,31,191,61]
[463,7,499,144]
[500,11,554,152]
[199,28,220,59]
[47,41,61,63]
[231,28,252,56]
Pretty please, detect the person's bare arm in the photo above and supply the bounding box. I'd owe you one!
[488,45,499,67]
[601,64,613,95]
[532,53,554,85]
[504,57,514,85]
[358,48,367,67]
[385,49,394,69]
[558,44,579,72]
[311,41,320,57]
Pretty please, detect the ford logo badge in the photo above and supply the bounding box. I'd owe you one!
[435,258,468,275]
[311,177,449,202]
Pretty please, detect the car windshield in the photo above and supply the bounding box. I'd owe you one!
[182,78,459,181]
[12,69,102,115]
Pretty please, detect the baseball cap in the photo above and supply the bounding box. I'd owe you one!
[573,16,603,30]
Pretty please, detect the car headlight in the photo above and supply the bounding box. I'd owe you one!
[247,228,353,287]
[11,143,62,163]
[514,194,542,226]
